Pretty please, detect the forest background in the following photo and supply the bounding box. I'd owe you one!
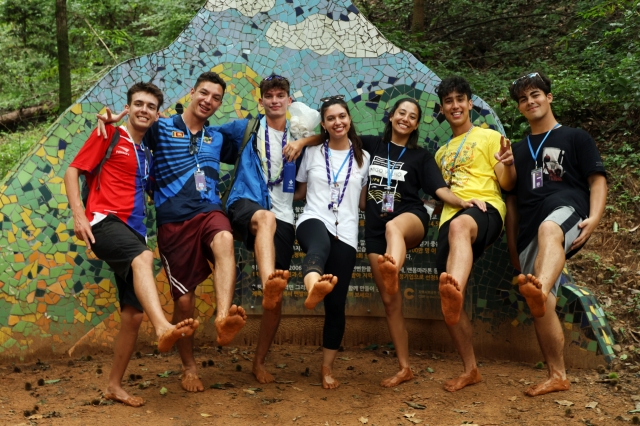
[0,0,639,358]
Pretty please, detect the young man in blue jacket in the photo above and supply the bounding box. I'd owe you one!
[213,75,312,383]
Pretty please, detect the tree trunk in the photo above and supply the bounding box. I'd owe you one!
[55,0,72,111]
[411,0,425,33]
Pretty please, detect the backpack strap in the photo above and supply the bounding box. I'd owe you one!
[221,117,260,210]
[95,128,121,191]
[82,128,121,205]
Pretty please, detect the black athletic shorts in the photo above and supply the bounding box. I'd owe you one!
[436,203,503,274]
[365,207,430,255]
[227,198,295,270]
[90,214,147,312]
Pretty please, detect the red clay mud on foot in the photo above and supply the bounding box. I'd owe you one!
[103,389,144,407]
[321,365,340,389]
[304,274,338,310]
[439,272,463,326]
[215,305,247,346]
[380,366,414,387]
[181,371,204,392]
[252,364,275,384]
[518,273,548,317]
[378,253,399,295]
[262,270,290,310]
[443,367,482,392]
[525,377,570,396]
[157,318,199,353]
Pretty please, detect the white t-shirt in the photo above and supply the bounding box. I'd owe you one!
[296,143,370,250]
[256,126,295,225]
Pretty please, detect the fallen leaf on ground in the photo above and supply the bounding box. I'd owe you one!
[276,364,287,369]
[157,370,171,378]
[404,413,415,418]
[405,401,426,409]
[555,400,573,406]
[159,387,167,395]
[244,389,255,395]
[453,409,468,413]
[585,401,598,409]
[359,417,368,424]
[200,413,212,417]
[407,418,422,424]
[508,396,517,401]
[44,379,61,384]
[292,386,302,391]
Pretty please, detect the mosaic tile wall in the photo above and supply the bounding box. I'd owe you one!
[0,0,614,363]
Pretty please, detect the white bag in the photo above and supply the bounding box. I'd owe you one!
[289,102,321,139]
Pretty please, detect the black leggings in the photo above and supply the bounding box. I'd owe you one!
[296,219,357,350]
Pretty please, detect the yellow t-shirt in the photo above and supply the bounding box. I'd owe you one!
[434,127,506,226]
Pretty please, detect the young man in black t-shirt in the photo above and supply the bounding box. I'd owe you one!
[506,72,607,397]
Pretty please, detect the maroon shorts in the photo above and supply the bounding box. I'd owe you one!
[158,210,232,300]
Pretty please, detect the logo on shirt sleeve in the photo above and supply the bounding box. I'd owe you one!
[203,136,212,144]
[172,131,185,138]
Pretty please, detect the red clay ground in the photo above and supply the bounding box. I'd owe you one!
[1,343,638,426]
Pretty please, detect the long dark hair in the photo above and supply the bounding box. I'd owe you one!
[319,98,364,168]
[381,98,423,149]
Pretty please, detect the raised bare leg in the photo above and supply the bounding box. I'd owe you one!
[130,251,199,352]
[439,272,463,326]
[381,213,425,295]
[304,273,338,310]
[369,253,414,387]
[210,230,246,346]
[104,305,145,407]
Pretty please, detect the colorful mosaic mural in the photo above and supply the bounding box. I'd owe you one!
[0,0,614,363]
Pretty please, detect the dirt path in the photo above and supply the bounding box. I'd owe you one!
[1,344,638,425]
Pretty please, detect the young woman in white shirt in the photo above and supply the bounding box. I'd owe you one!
[294,96,370,389]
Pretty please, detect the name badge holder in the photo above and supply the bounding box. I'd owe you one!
[382,143,407,215]
[324,141,354,239]
[264,126,290,191]
[184,122,206,192]
[527,123,561,190]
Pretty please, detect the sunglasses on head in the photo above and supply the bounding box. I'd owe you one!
[320,94,345,103]
[264,74,288,82]
[511,72,541,86]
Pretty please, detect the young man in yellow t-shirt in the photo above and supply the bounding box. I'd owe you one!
[433,76,516,392]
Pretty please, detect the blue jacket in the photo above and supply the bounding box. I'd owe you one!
[212,115,303,211]
[211,116,270,210]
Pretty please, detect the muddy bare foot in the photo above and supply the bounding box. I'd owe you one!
[304,275,338,310]
[439,272,463,326]
[322,365,339,389]
[525,377,570,396]
[378,254,399,295]
[157,318,200,353]
[518,274,547,317]
[443,368,482,392]
[215,305,247,346]
[380,366,414,388]
[104,385,144,407]
[262,270,290,310]
[253,363,275,384]
[181,370,204,392]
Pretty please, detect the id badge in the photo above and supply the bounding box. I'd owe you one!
[330,185,340,208]
[531,168,543,189]
[194,169,206,192]
[282,161,296,193]
[382,190,395,213]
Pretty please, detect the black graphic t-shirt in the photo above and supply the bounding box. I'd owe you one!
[510,126,606,252]
[361,135,447,237]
